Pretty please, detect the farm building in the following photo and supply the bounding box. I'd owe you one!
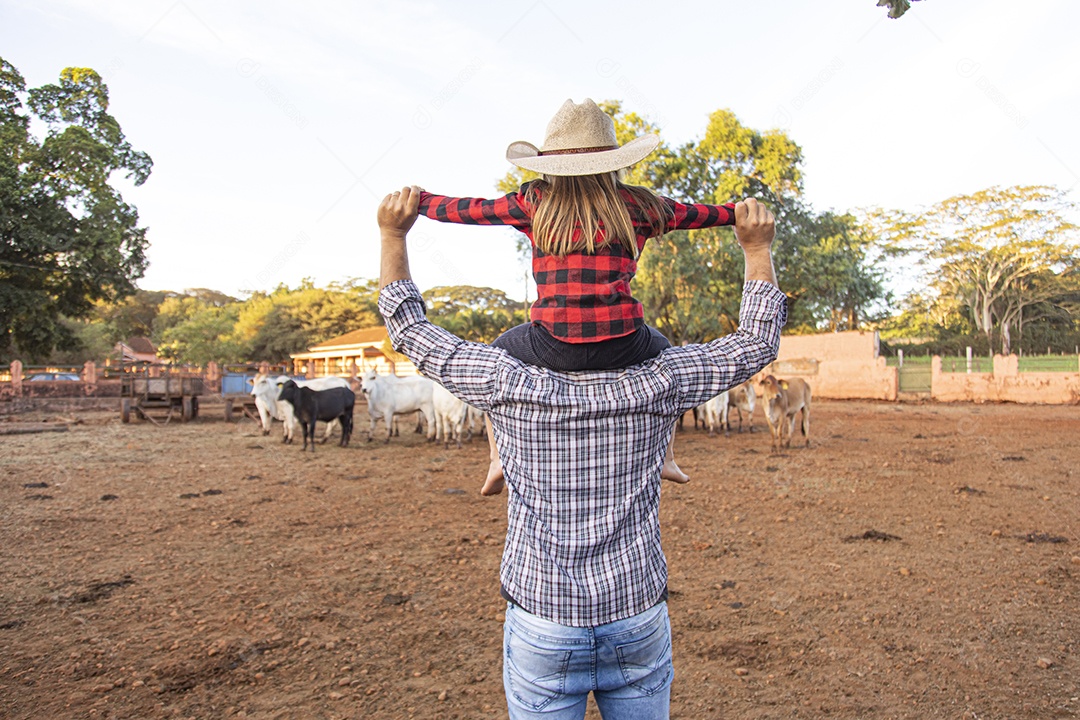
[115,337,158,364]
[289,327,418,378]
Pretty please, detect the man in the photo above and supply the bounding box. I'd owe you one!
[377,186,785,719]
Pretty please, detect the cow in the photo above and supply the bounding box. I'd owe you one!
[758,375,811,452]
[696,390,730,436]
[726,381,757,433]
[360,369,436,443]
[276,380,354,452]
[465,405,486,441]
[250,373,347,443]
[432,382,469,449]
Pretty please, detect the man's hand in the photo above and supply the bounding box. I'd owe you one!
[734,198,778,287]
[378,186,422,288]
[733,198,775,253]
[377,185,422,237]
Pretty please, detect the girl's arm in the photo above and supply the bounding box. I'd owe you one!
[417,189,532,229]
[665,198,737,231]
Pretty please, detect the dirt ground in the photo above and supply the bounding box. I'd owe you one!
[0,399,1077,720]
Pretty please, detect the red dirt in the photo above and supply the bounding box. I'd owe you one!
[1,400,1077,719]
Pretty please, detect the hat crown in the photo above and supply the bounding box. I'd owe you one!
[540,98,617,153]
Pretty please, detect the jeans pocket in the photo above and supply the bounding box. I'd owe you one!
[505,625,573,712]
[614,616,672,696]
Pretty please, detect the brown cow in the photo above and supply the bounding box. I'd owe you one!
[758,375,811,452]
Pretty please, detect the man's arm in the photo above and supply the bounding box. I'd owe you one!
[734,198,778,286]
[378,186,419,289]
[664,198,786,408]
[377,187,502,411]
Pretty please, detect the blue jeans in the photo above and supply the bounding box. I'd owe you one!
[503,601,673,719]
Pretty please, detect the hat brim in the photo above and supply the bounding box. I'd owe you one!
[505,135,660,177]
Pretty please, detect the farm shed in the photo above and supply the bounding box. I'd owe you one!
[289,327,418,378]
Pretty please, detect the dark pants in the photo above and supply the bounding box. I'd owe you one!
[491,322,671,372]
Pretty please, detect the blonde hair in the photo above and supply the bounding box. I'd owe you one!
[526,173,672,258]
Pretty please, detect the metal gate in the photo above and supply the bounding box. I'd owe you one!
[897,364,932,393]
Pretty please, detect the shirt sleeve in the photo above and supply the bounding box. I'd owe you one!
[664,197,737,231]
[662,280,788,411]
[417,189,532,230]
[378,280,504,411]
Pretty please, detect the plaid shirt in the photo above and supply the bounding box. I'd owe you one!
[380,278,787,627]
[418,185,736,343]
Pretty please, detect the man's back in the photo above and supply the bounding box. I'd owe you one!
[379,278,786,626]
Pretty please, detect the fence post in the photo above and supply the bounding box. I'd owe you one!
[966,346,972,374]
[897,349,904,368]
[83,360,97,396]
[10,359,22,397]
[930,356,941,400]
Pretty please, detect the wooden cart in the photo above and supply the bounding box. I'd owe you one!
[120,365,204,424]
[221,371,261,423]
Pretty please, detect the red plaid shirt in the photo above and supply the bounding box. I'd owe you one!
[418,183,735,343]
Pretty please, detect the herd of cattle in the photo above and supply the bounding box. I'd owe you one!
[247,370,812,453]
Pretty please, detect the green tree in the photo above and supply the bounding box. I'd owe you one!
[637,109,806,341]
[0,58,152,360]
[876,0,924,19]
[240,279,381,362]
[158,303,243,365]
[653,108,802,207]
[876,185,1078,355]
[152,289,238,338]
[424,285,526,342]
[789,210,890,332]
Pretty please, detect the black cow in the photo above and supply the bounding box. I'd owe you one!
[277,380,354,452]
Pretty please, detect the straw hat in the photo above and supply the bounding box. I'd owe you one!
[506,98,659,177]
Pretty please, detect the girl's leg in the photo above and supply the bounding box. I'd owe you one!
[661,433,689,484]
[480,414,504,496]
[482,322,594,496]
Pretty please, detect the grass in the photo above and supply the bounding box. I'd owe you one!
[884,354,1078,372]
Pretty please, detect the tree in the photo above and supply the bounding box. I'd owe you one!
[637,109,806,341]
[424,285,526,342]
[0,58,152,360]
[157,303,242,365]
[237,279,381,362]
[876,0,924,19]
[788,210,891,332]
[876,185,1078,355]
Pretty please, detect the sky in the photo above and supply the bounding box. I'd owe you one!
[2,0,1078,302]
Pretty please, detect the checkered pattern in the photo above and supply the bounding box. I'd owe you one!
[380,279,786,627]
[418,185,736,343]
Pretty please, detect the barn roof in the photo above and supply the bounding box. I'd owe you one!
[124,336,156,354]
[308,326,388,350]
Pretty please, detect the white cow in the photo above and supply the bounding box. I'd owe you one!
[726,381,757,433]
[697,390,730,436]
[432,382,469,449]
[360,369,436,443]
[465,405,486,441]
[250,373,348,443]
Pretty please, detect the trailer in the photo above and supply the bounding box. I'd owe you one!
[221,371,260,423]
[120,365,204,425]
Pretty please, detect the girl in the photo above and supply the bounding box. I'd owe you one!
[417,99,737,495]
